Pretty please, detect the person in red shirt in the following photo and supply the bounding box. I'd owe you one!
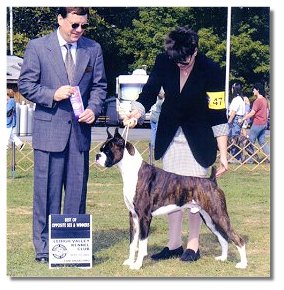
[240,82,270,159]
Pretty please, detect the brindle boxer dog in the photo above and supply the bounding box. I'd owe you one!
[96,128,247,270]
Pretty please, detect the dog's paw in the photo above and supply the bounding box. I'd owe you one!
[235,261,247,269]
[129,262,142,270]
[215,255,227,262]
[123,258,134,266]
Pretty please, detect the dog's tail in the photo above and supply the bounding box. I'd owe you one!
[209,166,217,185]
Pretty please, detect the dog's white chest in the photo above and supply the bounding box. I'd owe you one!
[123,181,138,212]
[117,148,142,213]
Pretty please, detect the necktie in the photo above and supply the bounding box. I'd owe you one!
[64,44,75,85]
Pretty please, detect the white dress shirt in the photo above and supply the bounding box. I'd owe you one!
[57,28,77,64]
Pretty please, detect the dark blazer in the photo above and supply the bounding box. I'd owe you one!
[137,53,227,167]
[18,31,107,152]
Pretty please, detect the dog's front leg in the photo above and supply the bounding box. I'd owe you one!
[130,238,148,270]
[123,212,139,266]
[129,216,151,270]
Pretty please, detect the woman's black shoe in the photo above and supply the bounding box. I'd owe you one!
[151,246,184,260]
[180,248,200,262]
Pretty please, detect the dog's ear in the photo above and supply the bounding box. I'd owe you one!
[114,127,121,138]
[126,142,135,156]
[113,127,125,146]
[106,127,113,139]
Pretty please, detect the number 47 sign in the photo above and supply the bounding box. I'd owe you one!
[207,91,226,110]
[49,214,92,269]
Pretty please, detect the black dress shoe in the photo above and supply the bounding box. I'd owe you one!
[180,248,200,262]
[151,246,184,260]
[35,257,49,263]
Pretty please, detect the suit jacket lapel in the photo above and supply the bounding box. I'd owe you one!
[44,32,91,86]
[179,63,198,98]
[45,31,69,84]
[74,39,90,85]
[170,65,181,96]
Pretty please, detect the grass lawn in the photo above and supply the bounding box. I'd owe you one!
[6,143,270,278]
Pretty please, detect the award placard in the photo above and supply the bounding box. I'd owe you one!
[49,214,92,269]
[70,86,84,118]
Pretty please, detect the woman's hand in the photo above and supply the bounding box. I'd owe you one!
[216,154,228,177]
[216,135,229,177]
[123,109,141,128]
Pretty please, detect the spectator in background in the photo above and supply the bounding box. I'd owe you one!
[149,88,165,148]
[6,89,25,151]
[227,82,245,162]
[241,96,251,138]
[239,82,270,160]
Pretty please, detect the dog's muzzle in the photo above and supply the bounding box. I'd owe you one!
[96,153,107,167]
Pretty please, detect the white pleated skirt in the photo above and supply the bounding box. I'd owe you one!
[162,127,208,177]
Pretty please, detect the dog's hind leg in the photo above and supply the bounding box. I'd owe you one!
[123,211,140,267]
[219,223,247,269]
[200,210,229,262]
[201,207,247,269]
[212,212,247,268]
[235,244,247,269]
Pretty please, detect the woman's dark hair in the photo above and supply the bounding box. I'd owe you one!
[58,7,89,18]
[253,82,266,96]
[164,26,198,63]
[232,82,243,97]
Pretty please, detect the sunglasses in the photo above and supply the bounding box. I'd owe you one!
[65,18,89,30]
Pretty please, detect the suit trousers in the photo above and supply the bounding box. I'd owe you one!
[33,124,89,258]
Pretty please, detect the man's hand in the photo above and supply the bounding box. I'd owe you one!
[78,108,95,124]
[53,85,75,101]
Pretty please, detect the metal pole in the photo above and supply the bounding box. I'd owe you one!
[11,142,16,178]
[9,7,13,55]
[149,143,153,165]
[225,6,232,110]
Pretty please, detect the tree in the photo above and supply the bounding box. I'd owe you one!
[7,7,270,97]
[230,7,270,96]
[7,7,57,56]
[116,7,228,72]
[198,28,226,67]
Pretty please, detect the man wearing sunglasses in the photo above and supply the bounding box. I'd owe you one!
[18,7,107,264]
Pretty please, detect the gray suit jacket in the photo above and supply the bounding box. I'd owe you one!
[18,31,107,152]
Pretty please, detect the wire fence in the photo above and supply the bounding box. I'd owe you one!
[7,137,270,177]
[226,136,270,171]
